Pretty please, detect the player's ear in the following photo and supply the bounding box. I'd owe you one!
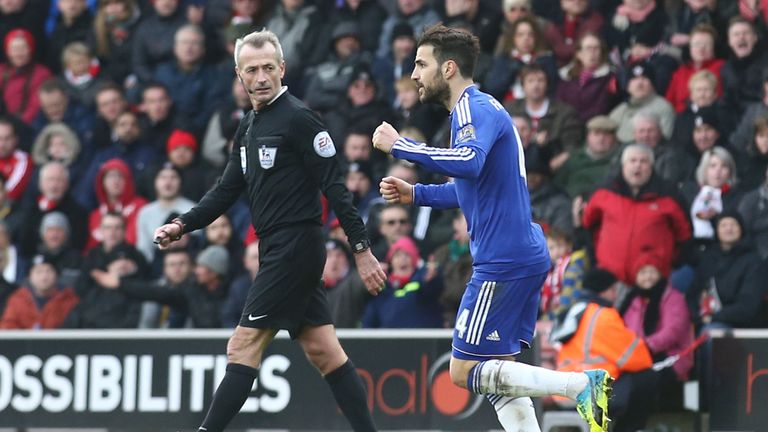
[443,60,456,79]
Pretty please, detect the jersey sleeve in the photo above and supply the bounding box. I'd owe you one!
[179,115,248,233]
[414,182,459,209]
[391,98,500,179]
[291,108,368,248]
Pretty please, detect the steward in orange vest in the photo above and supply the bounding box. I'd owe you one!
[551,268,656,432]
[552,268,652,378]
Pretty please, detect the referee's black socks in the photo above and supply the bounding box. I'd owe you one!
[198,363,258,432]
[325,359,377,432]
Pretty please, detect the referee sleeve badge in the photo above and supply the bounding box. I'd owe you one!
[313,131,336,158]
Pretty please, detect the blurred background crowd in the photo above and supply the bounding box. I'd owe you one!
[0,0,767,425]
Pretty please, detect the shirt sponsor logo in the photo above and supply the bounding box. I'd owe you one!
[240,146,247,174]
[313,131,336,158]
[259,146,277,169]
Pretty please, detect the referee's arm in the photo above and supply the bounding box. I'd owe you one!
[293,108,387,294]
[292,109,368,250]
[178,133,247,233]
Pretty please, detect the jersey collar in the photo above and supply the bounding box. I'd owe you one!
[450,84,476,116]
[255,86,288,113]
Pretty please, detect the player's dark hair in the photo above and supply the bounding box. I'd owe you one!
[417,24,480,79]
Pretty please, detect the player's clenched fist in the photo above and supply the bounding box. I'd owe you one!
[372,121,399,153]
[379,176,413,204]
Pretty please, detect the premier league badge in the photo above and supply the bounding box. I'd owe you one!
[259,146,277,169]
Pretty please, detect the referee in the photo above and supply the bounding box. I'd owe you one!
[154,29,385,432]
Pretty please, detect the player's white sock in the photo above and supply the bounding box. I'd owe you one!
[469,359,588,399]
[487,395,541,432]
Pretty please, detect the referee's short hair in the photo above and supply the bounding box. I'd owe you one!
[417,24,480,80]
[234,29,284,67]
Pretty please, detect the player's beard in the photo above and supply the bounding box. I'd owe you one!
[419,71,450,107]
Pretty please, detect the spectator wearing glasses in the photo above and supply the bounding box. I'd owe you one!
[371,204,412,262]
[362,235,442,328]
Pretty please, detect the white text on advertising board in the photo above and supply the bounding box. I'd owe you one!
[0,354,291,413]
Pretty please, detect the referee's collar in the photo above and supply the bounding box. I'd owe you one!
[450,84,477,116]
[254,86,288,113]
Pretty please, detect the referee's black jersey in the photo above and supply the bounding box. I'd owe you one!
[178,88,368,249]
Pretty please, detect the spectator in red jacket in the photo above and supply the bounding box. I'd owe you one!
[86,158,148,250]
[0,117,32,203]
[0,29,52,124]
[665,24,725,113]
[0,255,78,329]
[579,143,691,283]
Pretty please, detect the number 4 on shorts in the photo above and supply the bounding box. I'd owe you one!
[455,308,470,339]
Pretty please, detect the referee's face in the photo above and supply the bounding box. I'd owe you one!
[236,43,285,110]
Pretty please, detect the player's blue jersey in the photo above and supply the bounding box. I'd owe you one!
[391,85,550,281]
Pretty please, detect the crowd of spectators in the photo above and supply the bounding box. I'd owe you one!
[0,0,767,424]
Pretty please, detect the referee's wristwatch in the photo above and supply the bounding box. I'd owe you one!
[352,239,371,254]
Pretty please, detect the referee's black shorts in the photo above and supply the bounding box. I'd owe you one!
[239,224,333,338]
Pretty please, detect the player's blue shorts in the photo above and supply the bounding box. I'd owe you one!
[452,271,546,360]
